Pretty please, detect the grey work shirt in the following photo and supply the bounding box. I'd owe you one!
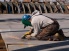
[31,15,54,37]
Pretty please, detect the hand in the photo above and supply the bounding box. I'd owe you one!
[26,35,31,40]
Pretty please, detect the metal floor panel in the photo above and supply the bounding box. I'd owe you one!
[0,14,69,51]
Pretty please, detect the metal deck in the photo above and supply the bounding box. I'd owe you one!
[0,14,69,51]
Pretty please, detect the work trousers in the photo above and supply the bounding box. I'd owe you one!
[36,19,64,41]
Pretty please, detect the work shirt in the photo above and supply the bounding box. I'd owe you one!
[31,14,54,37]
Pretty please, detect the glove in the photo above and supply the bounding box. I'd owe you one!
[21,28,33,39]
[25,32,31,35]
[21,32,31,39]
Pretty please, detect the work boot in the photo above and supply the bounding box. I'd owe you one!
[53,29,65,41]
[58,29,65,38]
[53,32,65,41]
[53,33,61,41]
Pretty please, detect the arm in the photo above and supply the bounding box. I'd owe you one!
[31,23,40,37]
[28,27,34,34]
[26,23,40,39]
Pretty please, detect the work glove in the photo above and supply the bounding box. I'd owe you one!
[21,28,34,39]
[21,32,31,39]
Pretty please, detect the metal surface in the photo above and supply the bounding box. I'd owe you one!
[0,14,69,51]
